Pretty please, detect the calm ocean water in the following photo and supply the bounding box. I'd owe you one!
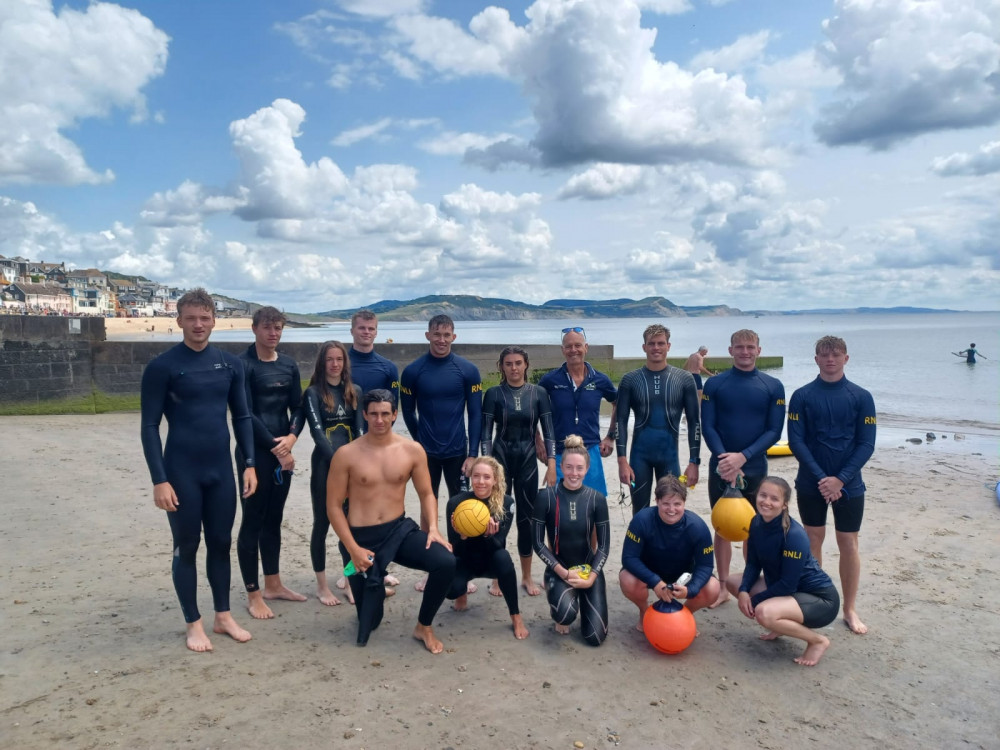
[210,312,1000,445]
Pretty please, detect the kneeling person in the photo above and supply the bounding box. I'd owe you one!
[620,476,719,630]
[327,390,456,653]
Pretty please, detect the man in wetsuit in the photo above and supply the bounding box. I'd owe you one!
[348,309,399,402]
[956,344,986,363]
[683,346,712,398]
[140,288,257,652]
[616,324,701,516]
[236,306,306,619]
[536,327,617,494]
[788,335,876,635]
[327,389,456,653]
[701,329,785,608]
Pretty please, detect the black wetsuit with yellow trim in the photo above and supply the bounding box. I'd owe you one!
[303,382,364,573]
[532,483,611,646]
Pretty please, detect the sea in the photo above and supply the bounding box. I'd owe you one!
[209,311,1000,455]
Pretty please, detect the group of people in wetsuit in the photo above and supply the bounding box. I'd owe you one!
[141,292,875,666]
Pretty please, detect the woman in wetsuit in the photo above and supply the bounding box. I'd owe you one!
[481,346,556,597]
[303,341,363,606]
[726,476,840,666]
[532,435,611,646]
[444,456,529,640]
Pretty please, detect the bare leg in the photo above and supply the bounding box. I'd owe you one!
[212,611,251,643]
[836,530,867,634]
[452,593,469,611]
[710,534,732,608]
[686,576,720,614]
[412,623,444,654]
[804,524,826,568]
[754,598,829,667]
[246,590,274,620]
[315,571,343,606]
[618,569,650,631]
[511,614,529,640]
[262,574,306,602]
[520,555,540,596]
[185,619,213,652]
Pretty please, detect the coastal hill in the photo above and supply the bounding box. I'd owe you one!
[316,295,740,321]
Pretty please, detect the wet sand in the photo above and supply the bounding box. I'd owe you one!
[2,414,998,749]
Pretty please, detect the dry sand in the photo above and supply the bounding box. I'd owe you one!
[2,415,998,749]
[103,317,254,339]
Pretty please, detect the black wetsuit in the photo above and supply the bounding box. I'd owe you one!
[303,382,364,572]
[445,491,519,615]
[235,345,304,592]
[616,366,701,516]
[481,382,556,558]
[140,342,255,623]
[532,483,611,646]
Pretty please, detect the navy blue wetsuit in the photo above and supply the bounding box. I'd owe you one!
[349,347,399,405]
[532,483,611,646]
[303,382,364,572]
[481,382,556,557]
[400,352,482,497]
[788,376,876,533]
[140,343,255,624]
[701,367,785,508]
[445,491,519,615]
[739,514,839,629]
[537,363,617,494]
[235,345,304,592]
[621,508,714,597]
[616,366,701,516]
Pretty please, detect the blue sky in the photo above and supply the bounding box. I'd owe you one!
[1,0,998,312]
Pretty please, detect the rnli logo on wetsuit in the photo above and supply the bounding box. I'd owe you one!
[471,383,482,393]
[788,412,799,421]
[391,380,400,390]
[701,393,710,401]
[626,530,641,543]
[775,398,785,406]
[401,385,413,395]
[864,416,877,424]
[703,545,714,555]
[783,550,802,559]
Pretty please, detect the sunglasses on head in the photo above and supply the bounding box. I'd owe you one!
[561,326,586,335]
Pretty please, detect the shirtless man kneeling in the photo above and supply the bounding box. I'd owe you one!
[327,389,456,653]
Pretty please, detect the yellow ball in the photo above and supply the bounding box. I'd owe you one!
[569,564,592,579]
[452,498,490,537]
[711,494,756,542]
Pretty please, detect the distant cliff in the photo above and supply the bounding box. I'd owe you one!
[316,295,741,322]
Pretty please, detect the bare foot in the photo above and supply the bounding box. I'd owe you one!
[843,611,868,635]
[383,586,395,598]
[185,620,213,652]
[262,584,307,602]
[317,586,342,606]
[213,612,251,643]
[511,614,529,640]
[385,574,400,587]
[335,576,349,591]
[466,581,478,595]
[794,636,830,666]
[414,576,428,592]
[412,624,444,654]
[452,594,469,611]
[489,579,503,597]
[759,630,781,641]
[554,623,570,635]
[521,579,542,597]
[709,587,731,609]
[247,592,274,620]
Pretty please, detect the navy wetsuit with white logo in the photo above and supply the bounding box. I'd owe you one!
[621,508,714,597]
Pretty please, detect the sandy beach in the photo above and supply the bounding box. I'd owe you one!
[2,414,998,749]
[103,317,254,340]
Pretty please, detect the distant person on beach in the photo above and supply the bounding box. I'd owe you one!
[303,341,364,606]
[701,329,785,608]
[955,344,986,363]
[726,477,840,666]
[482,345,557,596]
[327,389,455,653]
[536,327,617,495]
[140,288,257,652]
[619,475,719,631]
[788,336,876,635]
[236,306,306,620]
[616,324,701,516]
[684,346,713,398]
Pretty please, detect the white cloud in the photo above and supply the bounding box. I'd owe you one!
[336,0,428,19]
[635,0,692,12]
[689,30,772,73]
[140,181,247,227]
[391,12,508,77]
[930,140,1000,176]
[332,118,395,146]
[419,131,517,156]
[0,0,168,185]
[815,0,1000,149]
[557,164,655,200]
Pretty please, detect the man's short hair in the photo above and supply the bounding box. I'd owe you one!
[428,313,454,331]
[643,324,670,343]
[815,335,847,355]
[363,388,397,411]
[698,346,708,354]
[253,306,286,327]
[176,288,215,317]
[351,309,377,327]
[730,329,759,345]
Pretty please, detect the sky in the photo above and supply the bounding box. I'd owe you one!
[1,0,998,313]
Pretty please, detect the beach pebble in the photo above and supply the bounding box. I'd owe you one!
[925,432,936,440]
[906,438,923,444]
[574,742,585,749]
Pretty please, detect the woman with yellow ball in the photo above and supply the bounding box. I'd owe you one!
[444,456,529,639]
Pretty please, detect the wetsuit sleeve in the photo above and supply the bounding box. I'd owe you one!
[741,378,786,463]
[464,361,483,458]
[532,488,560,570]
[621,514,661,589]
[242,359,274,451]
[399,363,419,440]
[480,386,498,456]
[739,520,764,595]
[303,387,335,463]
[536,386,556,460]
[139,358,170,485]
[700,377,725,457]
[686,519,715,599]
[288,361,305,437]
[615,372,633,457]
[750,526,810,607]
[444,493,464,548]
[388,360,401,407]
[228,356,255,466]
[683,374,701,462]
[492,495,516,550]
[787,389,825,484]
[351,385,364,440]
[836,388,876,486]
[590,493,611,575]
